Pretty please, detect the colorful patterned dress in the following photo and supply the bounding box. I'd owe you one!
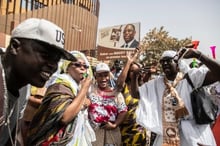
[88,85,127,145]
[88,85,127,127]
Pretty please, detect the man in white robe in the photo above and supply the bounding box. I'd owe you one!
[134,49,220,146]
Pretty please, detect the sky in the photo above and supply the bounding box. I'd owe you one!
[98,0,220,60]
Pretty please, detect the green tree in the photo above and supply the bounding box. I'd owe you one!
[139,26,192,67]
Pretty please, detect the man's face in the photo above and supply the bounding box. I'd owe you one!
[13,39,62,87]
[123,25,136,43]
[160,57,178,76]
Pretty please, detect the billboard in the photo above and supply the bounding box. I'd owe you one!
[97,22,140,61]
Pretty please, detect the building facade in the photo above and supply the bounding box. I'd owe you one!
[0,0,99,56]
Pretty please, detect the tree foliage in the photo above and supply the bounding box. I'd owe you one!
[139,26,192,66]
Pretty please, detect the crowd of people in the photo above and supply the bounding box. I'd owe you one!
[0,18,220,146]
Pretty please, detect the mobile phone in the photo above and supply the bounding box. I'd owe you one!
[141,67,151,72]
[177,48,188,60]
[83,73,88,78]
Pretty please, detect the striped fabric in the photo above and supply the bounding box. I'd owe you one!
[26,83,77,146]
[120,85,148,146]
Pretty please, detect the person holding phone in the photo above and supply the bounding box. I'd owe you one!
[134,49,220,146]
[116,49,151,146]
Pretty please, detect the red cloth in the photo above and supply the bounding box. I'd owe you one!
[42,128,64,146]
[212,115,220,146]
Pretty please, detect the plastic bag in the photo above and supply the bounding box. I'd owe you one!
[67,109,96,146]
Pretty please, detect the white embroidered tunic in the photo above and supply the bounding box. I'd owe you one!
[136,68,216,146]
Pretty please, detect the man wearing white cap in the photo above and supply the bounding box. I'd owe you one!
[133,49,220,146]
[0,18,76,145]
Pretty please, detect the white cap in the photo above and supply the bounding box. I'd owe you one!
[160,50,177,59]
[11,18,76,61]
[96,62,110,73]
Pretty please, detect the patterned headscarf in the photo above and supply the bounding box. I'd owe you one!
[61,51,90,73]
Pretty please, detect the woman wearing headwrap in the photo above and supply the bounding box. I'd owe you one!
[26,51,94,146]
[116,49,150,146]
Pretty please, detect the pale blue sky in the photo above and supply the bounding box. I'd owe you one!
[98,0,220,60]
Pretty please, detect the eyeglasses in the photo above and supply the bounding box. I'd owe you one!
[72,62,89,69]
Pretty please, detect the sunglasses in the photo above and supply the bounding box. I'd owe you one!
[159,58,176,64]
[72,62,89,69]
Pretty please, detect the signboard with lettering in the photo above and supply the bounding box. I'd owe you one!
[98,46,135,61]
[97,22,140,61]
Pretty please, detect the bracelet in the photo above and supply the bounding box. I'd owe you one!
[198,51,202,60]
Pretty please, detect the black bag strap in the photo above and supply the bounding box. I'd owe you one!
[185,73,195,89]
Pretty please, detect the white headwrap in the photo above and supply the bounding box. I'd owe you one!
[161,50,190,73]
[160,50,177,59]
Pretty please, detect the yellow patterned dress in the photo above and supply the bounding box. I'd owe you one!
[120,84,149,146]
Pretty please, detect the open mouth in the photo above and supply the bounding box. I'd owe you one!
[162,65,171,73]
[40,71,51,81]
[99,81,107,86]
